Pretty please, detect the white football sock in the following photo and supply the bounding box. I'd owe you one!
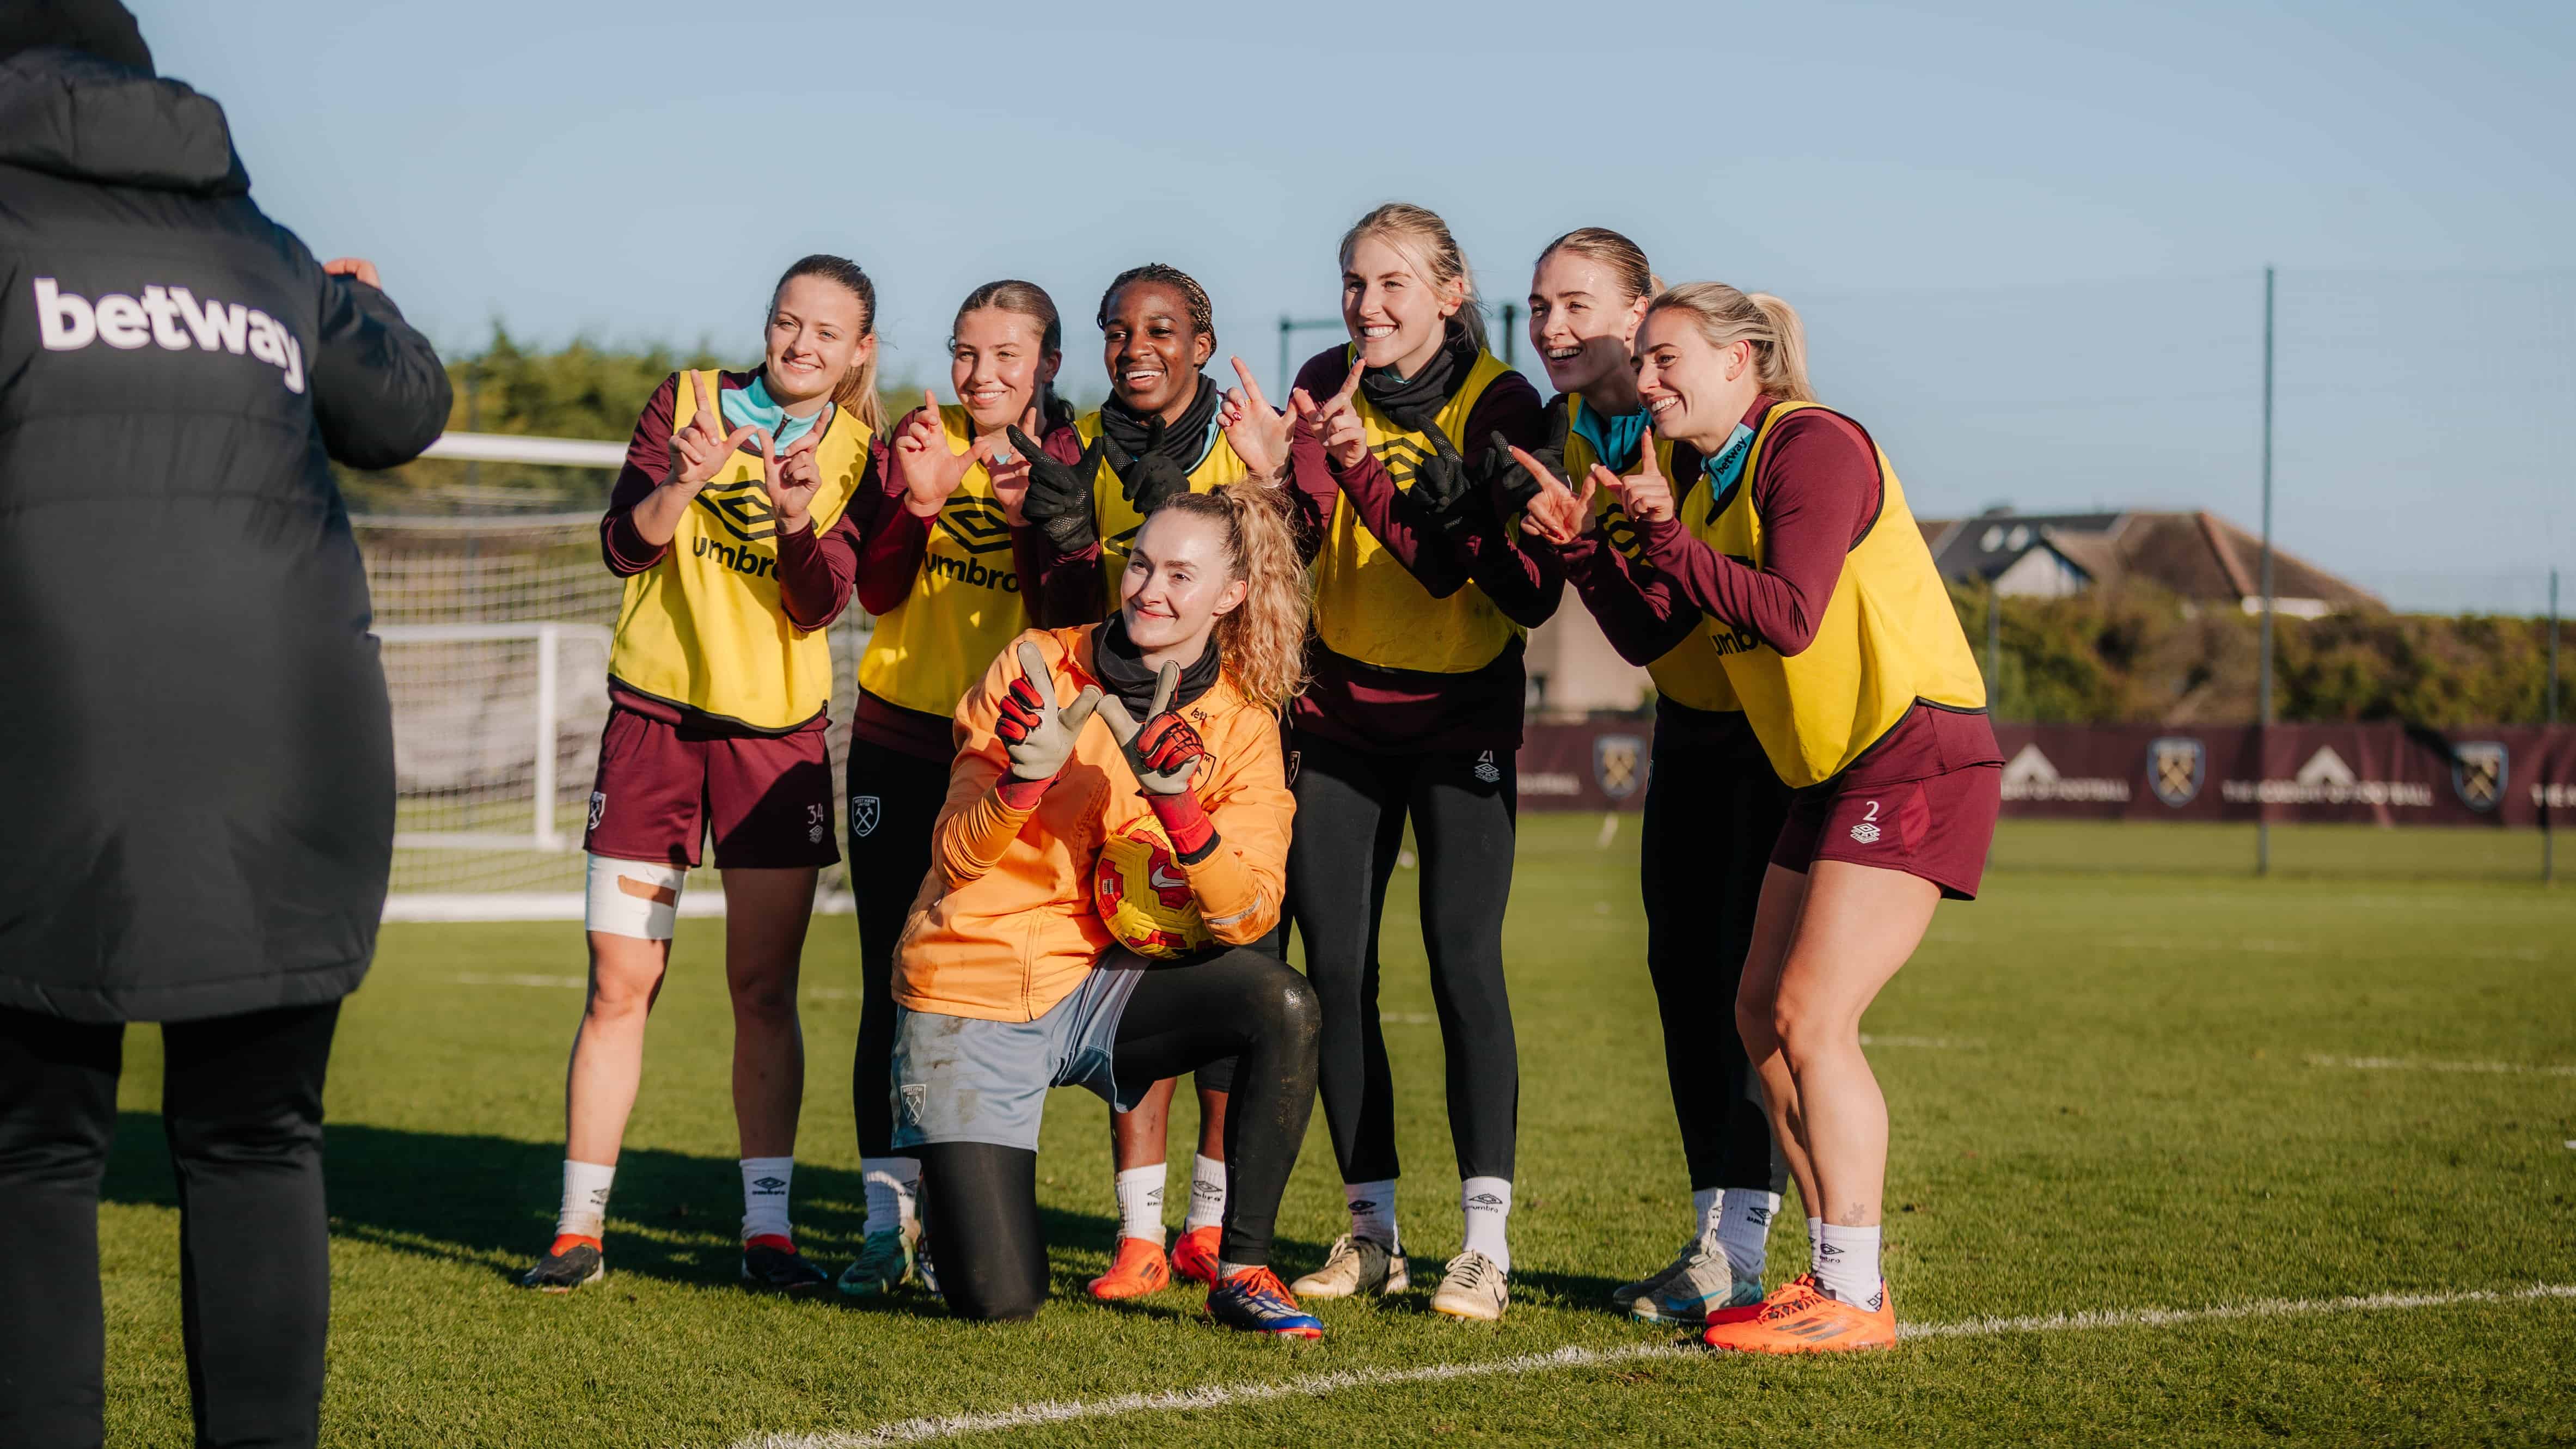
[1691,1186,1723,1245]
[1460,1176,1512,1275]
[556,1159,615,1240]
[1215,1260,1257,1281]
[739,1157,794,1244]
[861,1155,920,1233]
[1806,1215,1825,1275]
[1346,1179,1398,1248]
[1184,1153,1227,1232]
[1814,1221,1882,1306]
[1115,1164,1167,1244]
[1718,1190,1781,1283]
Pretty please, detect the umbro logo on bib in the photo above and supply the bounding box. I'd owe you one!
[694,479,777,541]
[1372,436,1433,488]
[937,496,1014,555]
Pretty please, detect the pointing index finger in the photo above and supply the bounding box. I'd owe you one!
[1229,355,1270,413]
[692,371,718,432]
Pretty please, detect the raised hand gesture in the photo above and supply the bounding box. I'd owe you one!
[892,388,997,517]
[1102,414,1192,517]
[1510,442,1596,547]
[760,426,827,530]
[1219,355,1293,482]
[1288,354,1368,469]
[665,371,760,495]
[994,641,1103,784]
[1094,661,1208,796]
[1487,406,1569,515]
[1598,419,1675,525]
[1406,419,1480,536]
[1011,426,1108,551]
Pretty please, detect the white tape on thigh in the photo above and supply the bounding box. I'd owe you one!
[585,856,686,939]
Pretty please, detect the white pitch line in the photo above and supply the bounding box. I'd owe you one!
[448,973,864,1002]
[727,1283,2576,1449]
[2306,1054,2576,1078]
[452,972,585,989]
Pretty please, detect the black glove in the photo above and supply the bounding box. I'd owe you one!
[1009,426,1105,552]
[1484,405,1569,516]
[1101,414,1193,518]
[1407,420,1480,537]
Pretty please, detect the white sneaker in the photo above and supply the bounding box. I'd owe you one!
[1429,1250,1508,1321]
[1610,1239,1702,1310]
[1629,1244,1763,1324]
[1289,1233,1408,1298]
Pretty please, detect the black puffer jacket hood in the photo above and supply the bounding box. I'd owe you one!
[0,47,247,194]
[0,48,451,1022]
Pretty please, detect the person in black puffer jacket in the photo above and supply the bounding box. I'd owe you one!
[0,4,450,1445]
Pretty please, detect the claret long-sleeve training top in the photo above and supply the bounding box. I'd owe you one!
[850,411,1082,762]
[1282,344,1557,754]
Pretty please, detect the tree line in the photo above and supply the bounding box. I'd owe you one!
[359,334,2566,727]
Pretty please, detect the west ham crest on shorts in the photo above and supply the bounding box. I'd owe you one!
[1593,733,1645,803]
[850,794,881,837]
[2147,737,2204,808]
[2451,742,2507,812]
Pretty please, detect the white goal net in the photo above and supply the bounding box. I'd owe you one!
[363,437,869,919]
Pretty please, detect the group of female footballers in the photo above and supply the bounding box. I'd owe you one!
[513,202,2003,1352]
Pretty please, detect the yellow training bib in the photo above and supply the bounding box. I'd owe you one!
[1076,410,1250,617]
[605,369,867,732]
[1564,392,1742,714]
[1689,401,1985,787]
[857,405,1035,718]
[1311,349,1520,674]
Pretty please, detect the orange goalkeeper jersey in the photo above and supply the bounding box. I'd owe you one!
[891,625,1294,1023]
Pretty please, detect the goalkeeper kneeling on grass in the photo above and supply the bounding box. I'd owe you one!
[887,484,1326,1334]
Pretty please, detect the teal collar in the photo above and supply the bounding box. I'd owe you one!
[1569,395,1649,474]
[719,372,828,451]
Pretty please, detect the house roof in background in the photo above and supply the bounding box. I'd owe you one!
[1918,508,2381,609]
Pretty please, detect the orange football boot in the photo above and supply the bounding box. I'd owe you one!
[1170,1224,1222,1286]
[1703,1276,1896,1354]
[1087,1236,1172,1300]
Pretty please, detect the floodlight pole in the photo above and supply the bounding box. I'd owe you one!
[2256,266,2277,878]
[1500,302,1520,368]
[1987,584,2002,718]
[2548,567,2560,883]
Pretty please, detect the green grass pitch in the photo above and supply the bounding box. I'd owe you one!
[95,818,2576,1446]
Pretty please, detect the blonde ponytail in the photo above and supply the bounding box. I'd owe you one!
[1148,483,1310,712]
[1647,282,1814,402]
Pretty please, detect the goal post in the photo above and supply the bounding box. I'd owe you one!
[364,432,862,921]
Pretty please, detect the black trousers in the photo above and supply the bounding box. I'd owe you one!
[846,735,950,1160]
[1283,729,1519,1186]
[0,1001,341,1449]
[919,948,1319,1321]
[1641,706,1792,1193]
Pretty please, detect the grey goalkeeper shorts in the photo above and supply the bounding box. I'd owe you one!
[888,957,1148,1152]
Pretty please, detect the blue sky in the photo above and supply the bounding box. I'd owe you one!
[132,1,2574,610]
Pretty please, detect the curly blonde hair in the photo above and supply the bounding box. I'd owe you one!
[1146,483,1310,712]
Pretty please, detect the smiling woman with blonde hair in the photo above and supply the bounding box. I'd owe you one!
[1517,280,2000,1354]
[1243,201,1559,1323]
[885,482,1325,1336]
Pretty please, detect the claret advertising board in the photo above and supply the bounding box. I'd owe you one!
[1517,719,2576,824]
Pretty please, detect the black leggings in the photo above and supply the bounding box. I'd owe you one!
[0,1001,340,1449]
[847,734,950,1159]
[920,947,1319,1321]
[1641,705,1792,1193]
[1283,730,1518,1185]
